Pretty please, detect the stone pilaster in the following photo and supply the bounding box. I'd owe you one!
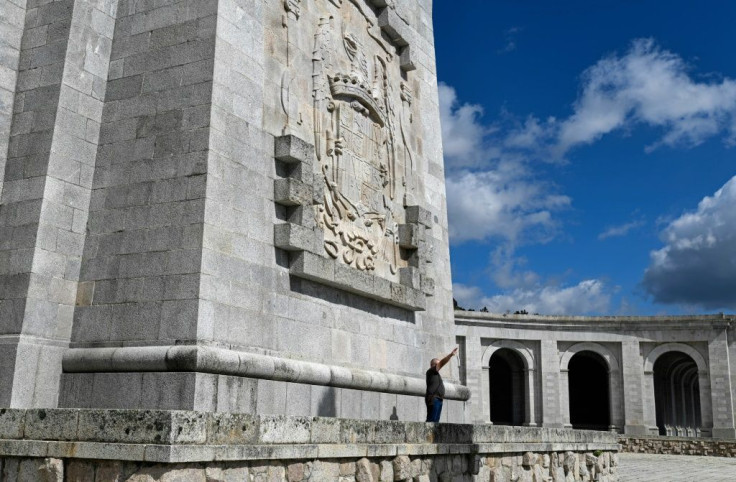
[540,340,563,428]
[463,332,484,423]
[622,340,647,435]
[709,328,736,439]
[0,0,116,407]
[0,0,28,199]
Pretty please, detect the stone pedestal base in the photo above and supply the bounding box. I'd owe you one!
[0,409,619,481]
[623,424,650,436]
[712,427,736,439]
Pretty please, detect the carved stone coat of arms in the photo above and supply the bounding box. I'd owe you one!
[308,3,415,282]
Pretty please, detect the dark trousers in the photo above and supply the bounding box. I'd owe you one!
[426,397,443,423]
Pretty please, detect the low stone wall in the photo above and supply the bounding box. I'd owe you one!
[1,451,619,481]
[620,435,736,457]
[0,409,619,481]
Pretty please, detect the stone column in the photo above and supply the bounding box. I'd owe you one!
[540,340,563,428]
[524,367,537,427]
[559,368,571,428]
[698,369,714,437]
[608,367,623,432]
[708,329,736,439]
[621,340,648,435]
[481,365,491,423]
[642,366,659,435]
[0,0,117,407]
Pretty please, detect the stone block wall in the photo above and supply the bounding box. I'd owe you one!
[0,409,619,482]
[620,435,736,457]
[0,409,618,482]
[0,451,619,481]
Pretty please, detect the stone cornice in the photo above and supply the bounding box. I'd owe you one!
[454,311,734,331]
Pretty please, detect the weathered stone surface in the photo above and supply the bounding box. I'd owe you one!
[393,455,411,480]
[379,460,393,482]
[287,462,305,482]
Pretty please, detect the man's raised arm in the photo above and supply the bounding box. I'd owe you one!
[437,347,458,371]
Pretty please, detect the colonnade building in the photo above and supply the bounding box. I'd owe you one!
[454,311,736,439]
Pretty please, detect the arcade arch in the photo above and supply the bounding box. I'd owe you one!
[559,342,623,431]
[481,341,537,426]
[644,343,711,437]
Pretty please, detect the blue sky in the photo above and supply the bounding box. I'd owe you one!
[434,0,736,315]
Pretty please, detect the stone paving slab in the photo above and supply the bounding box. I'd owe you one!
[619,453,736,481]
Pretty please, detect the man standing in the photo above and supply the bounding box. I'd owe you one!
[425,347,458,422]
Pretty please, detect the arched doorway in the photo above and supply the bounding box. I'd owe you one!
[489,348,525,425]
[654,351,701,436]
[568,351,610,430]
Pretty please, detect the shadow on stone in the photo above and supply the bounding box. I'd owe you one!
[289,277,416,323]
[390,406,399,421]
[317,387,337,417]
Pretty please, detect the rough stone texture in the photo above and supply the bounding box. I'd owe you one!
[620,435,736,457]
[0,409,619,455]
[0,452,617,482]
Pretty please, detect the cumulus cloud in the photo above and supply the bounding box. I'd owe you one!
[438,83,496,169]
[452,283,484,309]
[506,39,736,160]
[439,83,569,244]
[642,176,736,310]
[598,219,645,240]
[446,169,569,243]
[454,280,612,315]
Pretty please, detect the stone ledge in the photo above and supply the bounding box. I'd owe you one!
[0,410,618,463]
[61,346,467,399]
[290,251,427,311]
[0,410,618,448]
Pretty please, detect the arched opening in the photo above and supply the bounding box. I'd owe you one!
[568,351,610,430]
[654,351,701,436]
[489,348,526,426]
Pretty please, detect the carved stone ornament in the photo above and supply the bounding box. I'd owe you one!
[312,4,413,282]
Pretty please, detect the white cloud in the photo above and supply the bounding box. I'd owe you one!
[643,175,736,310]
[557,38,736,155]
[446,170,569,243]
[598,219,645,240]
[438,84,569,244]
[454,279,612,315]
[452,283,483,309]
[497,39,736,162]
[438,83,496,169]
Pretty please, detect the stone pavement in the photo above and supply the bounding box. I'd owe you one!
[619,453,736,481]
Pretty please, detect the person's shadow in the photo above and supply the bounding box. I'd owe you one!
[390,406,399,420]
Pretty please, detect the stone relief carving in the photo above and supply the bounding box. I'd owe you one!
[311,1,414,280]
[281,0,302,134]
